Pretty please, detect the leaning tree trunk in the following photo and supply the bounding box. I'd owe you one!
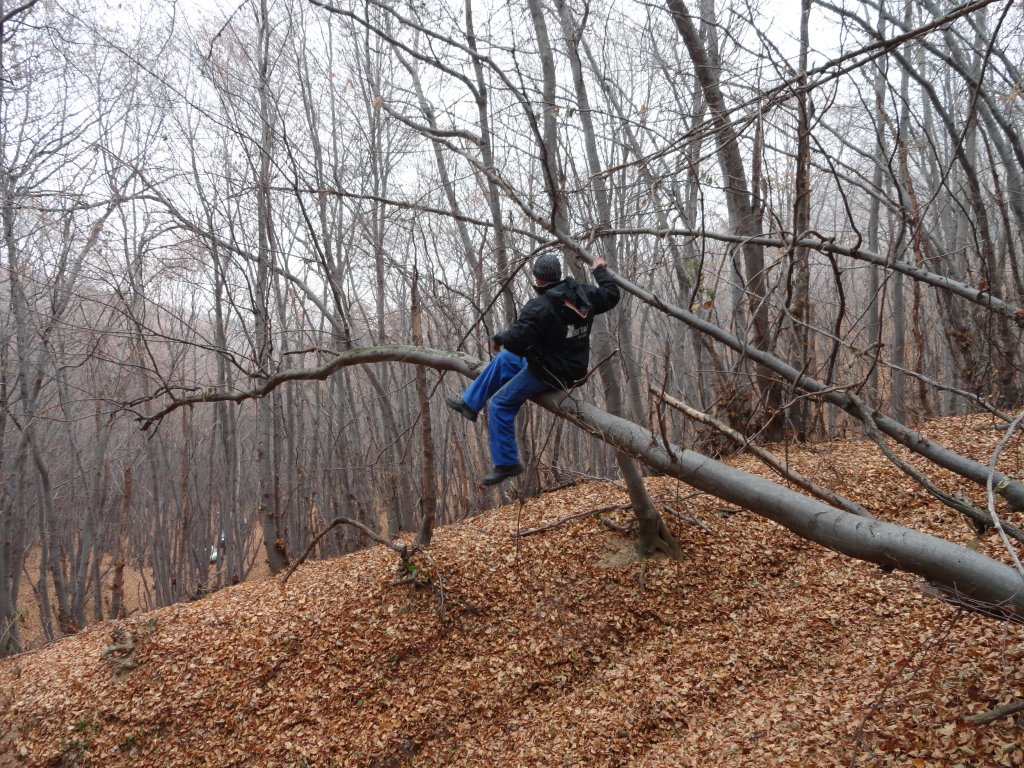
[146,344,1024,618]
[589,263,1024,510]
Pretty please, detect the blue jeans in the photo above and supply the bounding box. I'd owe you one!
[461,350,552,467]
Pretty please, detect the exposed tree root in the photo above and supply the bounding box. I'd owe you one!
[638,511,681,559]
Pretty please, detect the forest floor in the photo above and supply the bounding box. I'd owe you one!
[2,413,1024,767]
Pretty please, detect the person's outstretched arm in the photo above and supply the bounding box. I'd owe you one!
[588,256,620,314]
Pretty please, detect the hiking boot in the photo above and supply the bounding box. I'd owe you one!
[445,395,477,422]
[482,463,524,486]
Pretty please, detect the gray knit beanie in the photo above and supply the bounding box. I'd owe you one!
[532,253,562,283]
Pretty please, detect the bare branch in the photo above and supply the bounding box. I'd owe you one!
[986,411,1024,579]
[652,387,873,519]
[137,346,483,429]
[513,504,630,538]
[282,516,412,585]
[966,698,1024,726]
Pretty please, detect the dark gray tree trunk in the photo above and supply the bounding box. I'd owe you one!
[256,0,287,574]
[412,267,438,548]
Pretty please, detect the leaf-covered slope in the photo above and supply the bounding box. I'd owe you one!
[2,416,1024,767]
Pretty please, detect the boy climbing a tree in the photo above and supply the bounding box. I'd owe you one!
[446,251,620,485]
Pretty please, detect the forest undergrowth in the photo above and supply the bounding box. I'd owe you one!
[2,413,1023,767]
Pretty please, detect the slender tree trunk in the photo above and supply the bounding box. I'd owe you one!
[256,0,287,573]
[587,39,714,412]
[466,0,516,326]
[866,8,888,401]
[788,0,814,438]
[412,267,438,547]
[110,467,132,620]
[31,443,74,634]
[665,0,784,439]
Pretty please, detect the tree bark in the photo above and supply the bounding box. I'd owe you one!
[256,0,288,573]
[110,467,132,621]
[465,0,516,326]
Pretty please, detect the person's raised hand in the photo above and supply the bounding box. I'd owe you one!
[592,255,607,270]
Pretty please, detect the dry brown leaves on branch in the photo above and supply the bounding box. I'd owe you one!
[2,414,1024,767]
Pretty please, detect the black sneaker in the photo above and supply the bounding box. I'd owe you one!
[482,463,524,486]
[445,395,477,422]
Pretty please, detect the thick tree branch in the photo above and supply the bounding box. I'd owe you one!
[1,0,40,30]
[137,346,483,429]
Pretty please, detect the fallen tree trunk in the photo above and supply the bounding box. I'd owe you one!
[139,344,1024,618]
[596,266,1024,510]
[544,389,1024,618]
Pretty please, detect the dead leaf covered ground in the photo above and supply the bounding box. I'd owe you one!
[2,414,1024,767]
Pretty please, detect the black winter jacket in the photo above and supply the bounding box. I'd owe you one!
[492,265,620,388]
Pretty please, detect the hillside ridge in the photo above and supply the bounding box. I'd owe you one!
[2,415,1024,767]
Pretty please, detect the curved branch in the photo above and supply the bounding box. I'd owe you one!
[282,515,411,584]
[597,226,1022,320]
[987,411,1024,578]
[138,345,483,428]
[1,0,40,26]
[846,391,1024,544]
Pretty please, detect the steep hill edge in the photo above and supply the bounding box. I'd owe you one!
[2,415,1023,767]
